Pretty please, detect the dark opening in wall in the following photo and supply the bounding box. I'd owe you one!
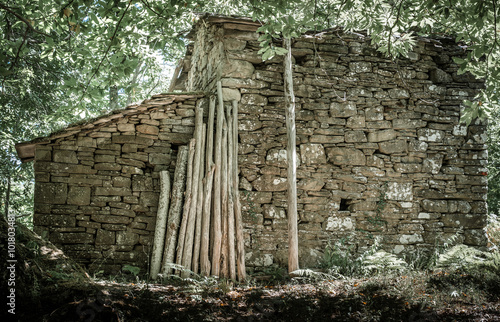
[339,199,351,211]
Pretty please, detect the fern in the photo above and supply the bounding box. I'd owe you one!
[362,250,407,274]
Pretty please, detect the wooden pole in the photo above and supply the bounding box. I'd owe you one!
[212,81,224,277]
[232,100,246,281]
[200,165,215,276]
[206,96,216,170]
[221,118,229,278]
[226,104,236,281]
[175,138,196,273]
[192,123,207,274]
[284,37,299,273]
[162,146,189,276]
[181,105,204,277]
[150,170,171,279]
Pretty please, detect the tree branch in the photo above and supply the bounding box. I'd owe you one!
[0,3,51,37]
[80,1,132,100]
[9,26,29,71]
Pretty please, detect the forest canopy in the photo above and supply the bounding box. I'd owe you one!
[1,0,500,219]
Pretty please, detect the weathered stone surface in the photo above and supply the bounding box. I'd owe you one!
[266,148,301,167]
[116,231,140,246]
[378,140,407,154]
[117,124,135,132]
[34,214,75,227]
[67,186,91,205]
[430,68,453,83]
[345,131,367,143]
[95,186,131,196]
[136,124,159,135]
[326,147,366,165]
[53,150,78,164]
[368,129,397,143]
[223,59,255,78]
[241,93,268,106]
[221,88,241,101]
[252,175,287,192]
[35,183,67,204]
[132,175,154,191]
[422,154,444,174]
[300,144,326,165]
[297,178,325,191]
[330,102,357,117]
[386,182,413,201]
[96,229,116,245]
[325,216,355,231]
[417,129,445,142]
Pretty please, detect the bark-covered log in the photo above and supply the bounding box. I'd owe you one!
[192,123,207,274]
[212,81,224,277]
[232,100,246,281]
[150,170,171,279]
[226,104,236,281]
[181,104,204,277]
[284,37,299,273]
[162,145,189,276]
[175,139,196,274]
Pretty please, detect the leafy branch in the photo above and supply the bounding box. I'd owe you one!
[0,3,51,37]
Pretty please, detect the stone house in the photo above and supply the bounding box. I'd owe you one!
[16,15,488,274]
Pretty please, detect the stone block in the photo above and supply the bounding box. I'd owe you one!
[378,140,407,154]
[50,232,94,244]
[112,135,154,146]
[326,147,365,165]
[158,133,192,144]
[442,213,487,229]
[139,191,159,206]
[347,115,365,128]
[386,182,413,201]
[345,131,367,143]
[34,214,76,227]
[35,182,67,204]
[252,175,287,192]
[132,175,154,191]
[222,88,241,101]
[421,199,448,213]
[388,88,410,99]
[67,186,91,205]
[422,154,444,174]
[266,148,301,167]
[263,204,286,219]
[241,93,268,106]
[116,230,140,246]
[95,186,131,196]
[417,128,445,142]
[91,215,132,224]
[35,148,52,161]
[223,59,255,78]
[223,38,247,50]
[330,102,357,117]
[136,124,159,135]
[113,176,131,188]
[297,178,325,191]
[350,61,372,73]
[430,68,453,83]
[238,119,262,131]
[117,123,135,132]
[300,144,327,165]
[53,150,78,164]
[221,78,268,89]
[368,129,397,142]
[324,216,355,231]
[96,229,116,245]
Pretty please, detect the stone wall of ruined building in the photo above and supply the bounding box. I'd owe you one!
[187,21,488,270]
[33,98,200,273]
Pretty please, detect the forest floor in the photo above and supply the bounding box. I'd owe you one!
[2,219,499,321]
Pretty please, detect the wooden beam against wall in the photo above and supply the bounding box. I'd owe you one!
[162,145,189,276]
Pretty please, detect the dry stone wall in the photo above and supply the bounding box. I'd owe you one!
[183,19,488,270]
[30,17,488,274]
[33,96,201,273]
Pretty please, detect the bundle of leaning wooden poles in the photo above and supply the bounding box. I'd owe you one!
[149,81,246,281]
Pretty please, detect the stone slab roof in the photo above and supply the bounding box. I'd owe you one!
[15,92,205,163]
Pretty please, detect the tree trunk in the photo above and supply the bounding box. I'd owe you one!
[110,85,118,110]
[212,81,225,277]
[232,100,246,281]
[181,105,204,277]
[127,60,143,105]
[4,174,11,219]
[175,139,196,273]
[150,171,171,279]
[162,145,189,276]
[283,37,299,274]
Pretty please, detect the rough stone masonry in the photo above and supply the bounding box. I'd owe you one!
[16,15,488,274]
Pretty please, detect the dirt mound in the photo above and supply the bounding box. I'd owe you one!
[0,216,92,320]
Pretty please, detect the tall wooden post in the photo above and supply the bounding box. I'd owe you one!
[283,37,299,273]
